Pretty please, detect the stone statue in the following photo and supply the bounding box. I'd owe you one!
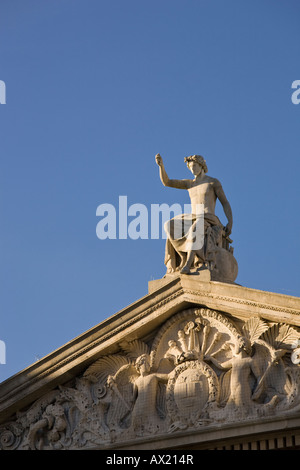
[155,153,238,282]
[207,335,264,418]
[130,354,169,436]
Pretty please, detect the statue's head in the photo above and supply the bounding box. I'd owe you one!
[236,335,252,355]
[135,353,151,374]
[184,155,208,175]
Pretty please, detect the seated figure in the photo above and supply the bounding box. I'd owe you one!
[155,153,238,282]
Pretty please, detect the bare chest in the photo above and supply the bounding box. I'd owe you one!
[188,182,216,211]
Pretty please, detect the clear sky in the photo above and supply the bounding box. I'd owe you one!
[1,0,300,382]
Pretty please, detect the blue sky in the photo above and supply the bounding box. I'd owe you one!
[1,0,300,382]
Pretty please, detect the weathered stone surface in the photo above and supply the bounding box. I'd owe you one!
[1,276,300,450]
[155,153,238,282]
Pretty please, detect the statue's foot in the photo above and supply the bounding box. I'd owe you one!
[180,266,190,274]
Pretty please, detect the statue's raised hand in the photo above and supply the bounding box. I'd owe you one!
[155,154,163,166]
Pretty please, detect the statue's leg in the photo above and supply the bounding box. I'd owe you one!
[180,251,195,274]
[178,252,187,270]
[165,239,177,273]
[194,248,205,264]
[180,247,206,274]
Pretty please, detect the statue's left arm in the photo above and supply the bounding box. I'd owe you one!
[156,373,170,383]
[214,180,233,236]
[207,355,232,370]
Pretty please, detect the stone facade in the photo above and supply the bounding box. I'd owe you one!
[1,274,300,450]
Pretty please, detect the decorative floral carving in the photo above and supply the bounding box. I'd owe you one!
[1,308,300,450]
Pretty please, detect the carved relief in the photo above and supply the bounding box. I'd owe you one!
[166,360,219,432]
[1,308,300,450]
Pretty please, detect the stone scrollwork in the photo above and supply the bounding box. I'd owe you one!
[1,308,300,450]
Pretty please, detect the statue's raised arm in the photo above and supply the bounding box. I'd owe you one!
[155,154,191,189]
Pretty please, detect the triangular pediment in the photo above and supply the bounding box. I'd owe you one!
[1,275,300,450]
